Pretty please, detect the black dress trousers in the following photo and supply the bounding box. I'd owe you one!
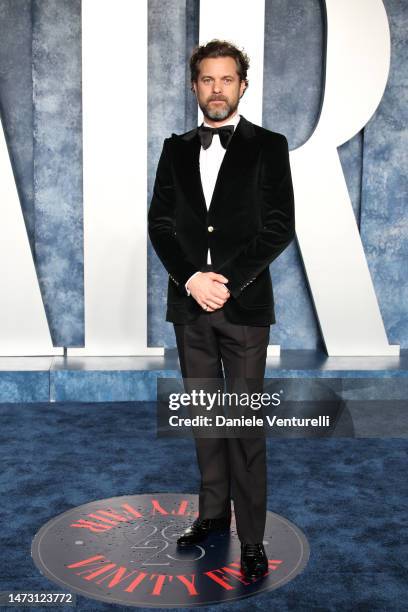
[173,296,270,545]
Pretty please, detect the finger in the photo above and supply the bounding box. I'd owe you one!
[211,288,229,300]
[208,272,229,283]
[205,299,222,310]
[212,281,230,296]
[210,289,229,302]
[200,301,215,312]
[206,295,225,306]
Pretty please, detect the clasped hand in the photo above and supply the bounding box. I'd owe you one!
[186,272,230,312]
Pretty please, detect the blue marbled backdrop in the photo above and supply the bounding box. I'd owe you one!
[0,0,83,347]
[32,0,83,346]
[0,0,406,350]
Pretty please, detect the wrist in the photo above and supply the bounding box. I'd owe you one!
[185,271,201,295]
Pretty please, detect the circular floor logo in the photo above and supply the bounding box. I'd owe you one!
[32,493,309,608]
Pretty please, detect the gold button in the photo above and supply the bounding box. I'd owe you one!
[208,226,214,232]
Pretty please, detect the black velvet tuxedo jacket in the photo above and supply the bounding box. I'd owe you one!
[148,115,295,326]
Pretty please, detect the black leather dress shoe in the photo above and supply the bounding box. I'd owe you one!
[240,543,268,580]
[177,517,230,547]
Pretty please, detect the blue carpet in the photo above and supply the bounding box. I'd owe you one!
[0,401,406,611]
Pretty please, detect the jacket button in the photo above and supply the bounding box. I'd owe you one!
[208,226,214,232]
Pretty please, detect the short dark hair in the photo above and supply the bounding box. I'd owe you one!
[189,39,250,91]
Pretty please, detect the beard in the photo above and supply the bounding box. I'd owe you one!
[200,96,239,122]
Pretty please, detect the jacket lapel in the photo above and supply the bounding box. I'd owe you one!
[174,115,258,219]
[208,115,257,214]
[176,128,207,219]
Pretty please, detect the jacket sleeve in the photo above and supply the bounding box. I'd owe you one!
[216,134,296,299]
[148,138,198,294]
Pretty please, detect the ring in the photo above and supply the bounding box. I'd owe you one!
[203,304,208,311]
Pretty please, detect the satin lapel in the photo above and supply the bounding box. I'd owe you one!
[208,115,257,214]
[175,129,207,220]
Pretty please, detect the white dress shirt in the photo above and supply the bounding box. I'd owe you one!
[185,112,241,294]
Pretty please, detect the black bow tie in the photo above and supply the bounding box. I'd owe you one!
[198,124,235,150]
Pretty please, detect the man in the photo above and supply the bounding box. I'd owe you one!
[148,39,295,580]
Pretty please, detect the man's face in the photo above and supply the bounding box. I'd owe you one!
[192,56,246,123]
